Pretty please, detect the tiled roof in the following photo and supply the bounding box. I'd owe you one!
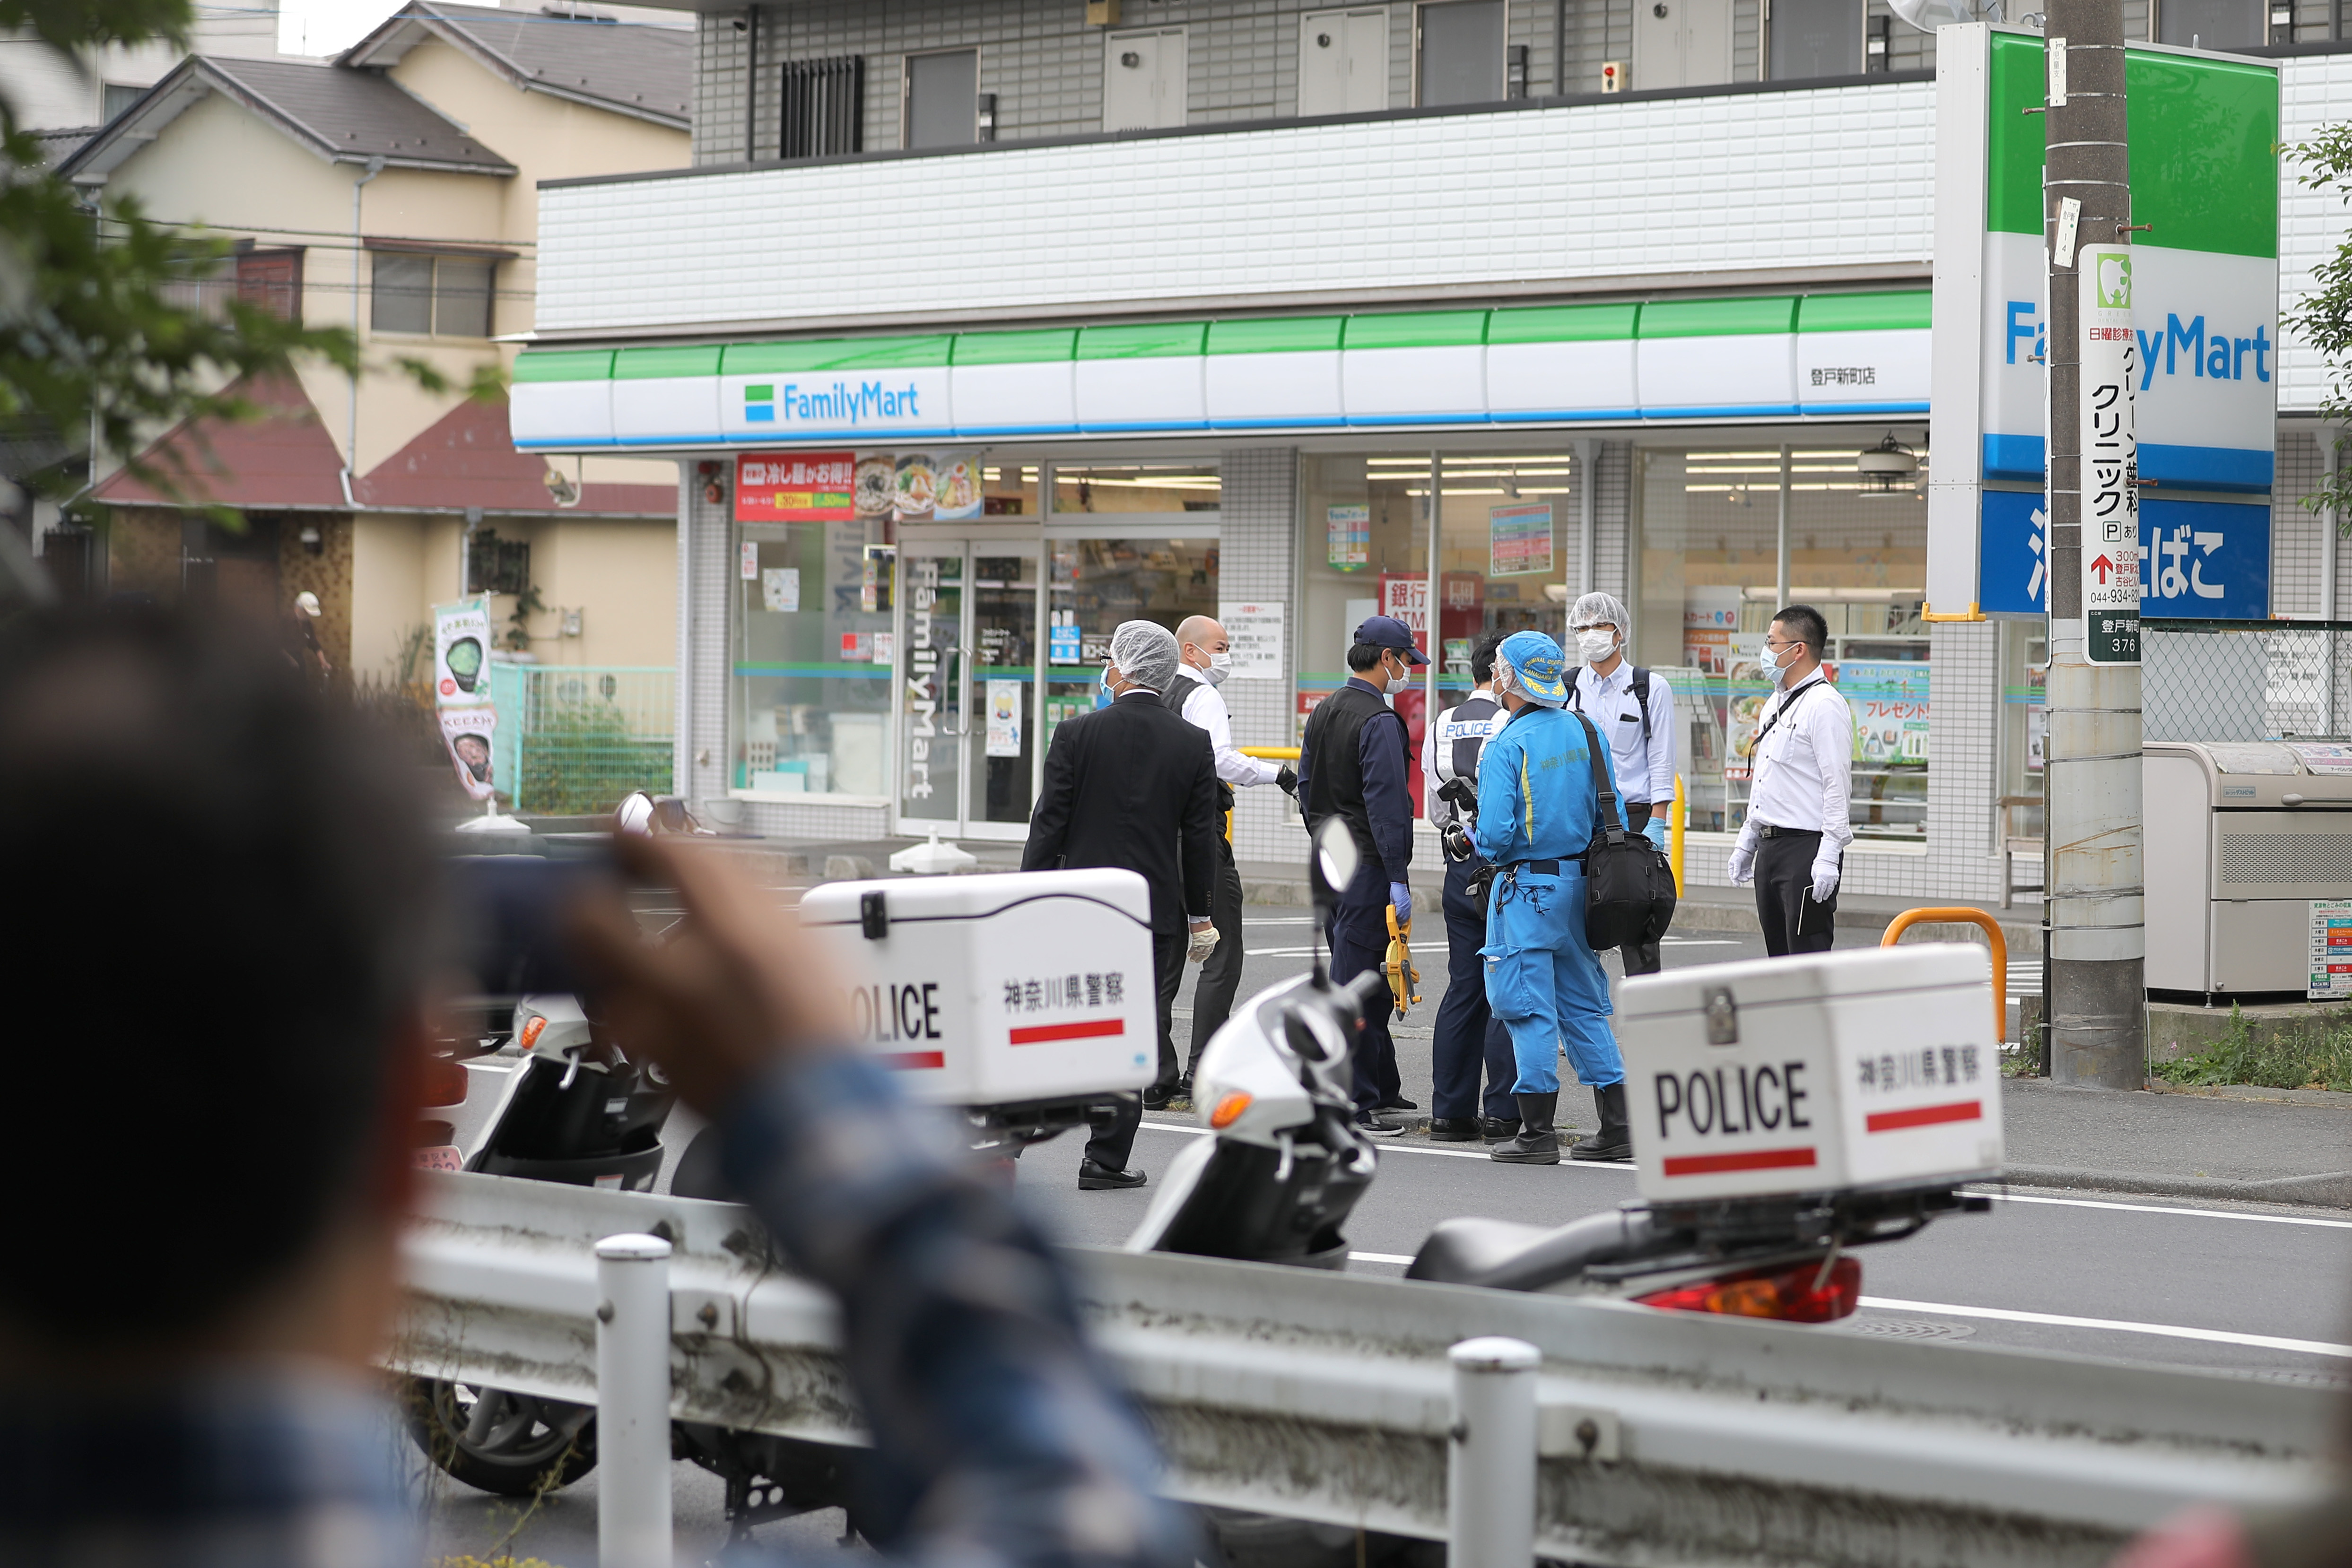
[341,2,691,129]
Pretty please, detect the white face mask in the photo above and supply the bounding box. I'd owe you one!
[1575,629,1618,665]
[1759,641,1800,685]
[1200,650,1232,687]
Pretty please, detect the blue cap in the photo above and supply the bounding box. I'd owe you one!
[1353,615,1430,666]
[1496,631,1570,707]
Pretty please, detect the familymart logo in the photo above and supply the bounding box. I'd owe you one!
[743,380,923,426]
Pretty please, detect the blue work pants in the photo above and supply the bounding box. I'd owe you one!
[1327,865,1402,1113]
[1480,864,1623,1094]
[1433,856,1517,1121]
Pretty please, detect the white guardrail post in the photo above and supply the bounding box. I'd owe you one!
[595,1232,674,1568]
[1449,1336,1540,1568]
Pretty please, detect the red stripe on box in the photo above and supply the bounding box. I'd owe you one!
[879,1050,945,1070]
[1661,1146,1818,1177]
[1008,1018,1126,1046]
[1866,1100,1984,1134]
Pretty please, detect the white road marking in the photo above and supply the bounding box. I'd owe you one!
[1659,937,1741,946]
[1859,1296,2352,1360]
[1349,1252,1417,1265]
[1245,947,1322,957]
[1135,1120,1637,1167]
[1971,1189,2352,1230]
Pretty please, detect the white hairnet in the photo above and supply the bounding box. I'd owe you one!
[1109,619,1180,693]
[1570,591,1631,635]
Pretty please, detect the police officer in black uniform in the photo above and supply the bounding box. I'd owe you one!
[1422,632,1520,1142]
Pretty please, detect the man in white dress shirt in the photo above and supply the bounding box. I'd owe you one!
[1564,591,1677,975]
[1727,604,1855,955]
[1165,615,1298,1099]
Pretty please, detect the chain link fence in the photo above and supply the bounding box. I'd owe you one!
[2144,623,2352,742]
[486,664,675,814]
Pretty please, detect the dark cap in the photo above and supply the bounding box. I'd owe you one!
[1353,615,1430,666]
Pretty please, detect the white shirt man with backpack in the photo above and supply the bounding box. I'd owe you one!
[1565,591,1677,976]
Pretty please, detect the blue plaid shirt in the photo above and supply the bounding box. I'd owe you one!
[0,1051,1199,1568]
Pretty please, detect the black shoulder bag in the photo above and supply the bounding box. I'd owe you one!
[1568,709,1678,952]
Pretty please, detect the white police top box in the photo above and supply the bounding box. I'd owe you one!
[1614,946,2004,1203]
[798,868,1158,1108]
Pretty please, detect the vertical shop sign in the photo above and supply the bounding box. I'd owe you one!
[1327,504,1370,569]
[1379,574,1430,645]
[986,679,1023,758]
[904,557,939,800]
[431,597,497,801]
[2079,246,2140,666]
[1048,609,1083,666]
[740,540,759,580]
[2311,900,2352,1000]
[1489,502,1554,577]
[1220,602,1285,679]
[736,453,855,522]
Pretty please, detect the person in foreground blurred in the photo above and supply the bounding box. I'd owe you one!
[0,603,1198,1568]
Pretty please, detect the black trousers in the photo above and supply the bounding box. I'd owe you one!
[1754,829,1838,955]
[1329,865,1402,1113]
[1184,835,1246,1079]
[1085,927,1188,1171]
[1621,801,1663,977]
[1432,856,1518,1122]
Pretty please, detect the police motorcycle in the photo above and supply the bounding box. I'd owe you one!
[407,800,854,1532]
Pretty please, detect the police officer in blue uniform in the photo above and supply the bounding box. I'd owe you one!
[1296,614,1425,1136]
[1424,632,1520,1142]
[1473,631,1632,1165]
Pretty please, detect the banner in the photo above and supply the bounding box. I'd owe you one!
[439,708,499,803]
[2079,245,2141,665]
[736,452,855,522]
[433,597,492,708]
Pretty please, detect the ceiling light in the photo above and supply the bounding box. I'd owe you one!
[1857,433,1920,493]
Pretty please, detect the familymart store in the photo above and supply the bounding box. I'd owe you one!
[511,291,1987,891]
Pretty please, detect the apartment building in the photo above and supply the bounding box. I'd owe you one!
[510,0,2344,909]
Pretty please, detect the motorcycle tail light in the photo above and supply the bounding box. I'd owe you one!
[421,1055,472,1109]
[1634,1256,1861,1324]
[1209,1092,1253,1129]
[519,1015,547,1050]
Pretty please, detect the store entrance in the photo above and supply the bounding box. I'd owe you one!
[893,540,1044,841]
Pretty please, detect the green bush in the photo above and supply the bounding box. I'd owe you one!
[516,701,671,815]
[2151,1002,2352,1093]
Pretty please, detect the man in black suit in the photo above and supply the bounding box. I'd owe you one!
[1023,619,1221,1190]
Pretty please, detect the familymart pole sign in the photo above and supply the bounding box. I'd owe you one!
[1925,26,2278,626]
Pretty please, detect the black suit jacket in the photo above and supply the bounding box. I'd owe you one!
[1022,688,1220,936]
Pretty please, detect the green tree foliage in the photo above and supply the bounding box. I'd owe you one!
[2290,122,2352,528]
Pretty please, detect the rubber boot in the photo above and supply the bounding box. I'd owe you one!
[1570,1082,1633,1162]
[1489,1092,1560,1165]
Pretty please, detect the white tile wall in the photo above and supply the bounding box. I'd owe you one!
[2272,427,2327,618]
[541,79,1940,335]
[1220,446,1309,866]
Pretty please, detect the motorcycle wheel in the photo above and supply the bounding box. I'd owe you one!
[404,1377,598,1496]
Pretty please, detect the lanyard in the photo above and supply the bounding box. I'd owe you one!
[1749,678,1824,755]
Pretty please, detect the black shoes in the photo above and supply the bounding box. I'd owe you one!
[1379,1097,1419,1111]
[1570,1082,1634,1162]
[1490,1092,1561,1165]
[1141,1082,1177,1111]
[1427,1117,1482,1142]
[1352,1109,1409,1138]
[1479,1117,1521,1142]
[1079,1160,1148,1190]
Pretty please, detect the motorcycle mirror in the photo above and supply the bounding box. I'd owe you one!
[1310,817,1359,911]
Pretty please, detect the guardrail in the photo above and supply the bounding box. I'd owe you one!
[1882,906,2009,1041]
[397,1171,2332,1567]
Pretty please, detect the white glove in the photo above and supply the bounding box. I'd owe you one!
[1187,923,1220,963]
[1809,858,1840,903]
[1726,822,1760,885]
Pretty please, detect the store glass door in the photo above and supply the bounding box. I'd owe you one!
[894,540,1044,840]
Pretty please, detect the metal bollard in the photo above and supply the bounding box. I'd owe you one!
[1447,1335,1541,1568]
[595,1233,674,1568]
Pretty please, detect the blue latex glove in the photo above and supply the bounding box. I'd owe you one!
[1389,881,1413,926]
[1642,815,1670,850]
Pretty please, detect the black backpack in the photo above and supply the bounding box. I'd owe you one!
[1568,709,1677,952]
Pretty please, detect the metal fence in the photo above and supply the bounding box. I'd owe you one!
[485,664,674,815]
[2144,623,2352,743]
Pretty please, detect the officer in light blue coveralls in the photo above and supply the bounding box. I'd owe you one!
[1472,631,1632,1166]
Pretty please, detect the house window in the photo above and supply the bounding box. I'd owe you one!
[236,249,303,322]
[903,47,978,148]
[370,252,496,338]
[101,82,145,121]
[780,55,864,157]
[468,528,531,597]
[2155,0,2266,47]
[1767,0,1863,79]
[1416,0,1505,106]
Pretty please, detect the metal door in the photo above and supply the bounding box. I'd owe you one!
[1299,8,1388,116]
[1105,26,1186,131]
[1634,0,1733,88]
[892,540,1045,841]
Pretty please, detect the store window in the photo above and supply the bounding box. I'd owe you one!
[734,511,895,800]
[1043,534,1220,751]
[1633,441,1928,843]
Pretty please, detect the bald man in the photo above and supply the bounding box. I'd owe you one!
[1163,615,1298,1099]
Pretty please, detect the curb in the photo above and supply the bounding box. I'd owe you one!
[2000,1163,2352,1210]
[2144,1079,2352,1109]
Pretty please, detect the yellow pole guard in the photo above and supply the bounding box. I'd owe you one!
[1240,746,1302,760]
[1669,773,1686,897]
[1880,907,2007,1044]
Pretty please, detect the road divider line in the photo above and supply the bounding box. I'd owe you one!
[1969,1189,2352,1230]
[1348,1251,1416,1265]
[1859,1296,2352,1360]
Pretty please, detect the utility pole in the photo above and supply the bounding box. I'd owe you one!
[2043,0,2146,1087]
